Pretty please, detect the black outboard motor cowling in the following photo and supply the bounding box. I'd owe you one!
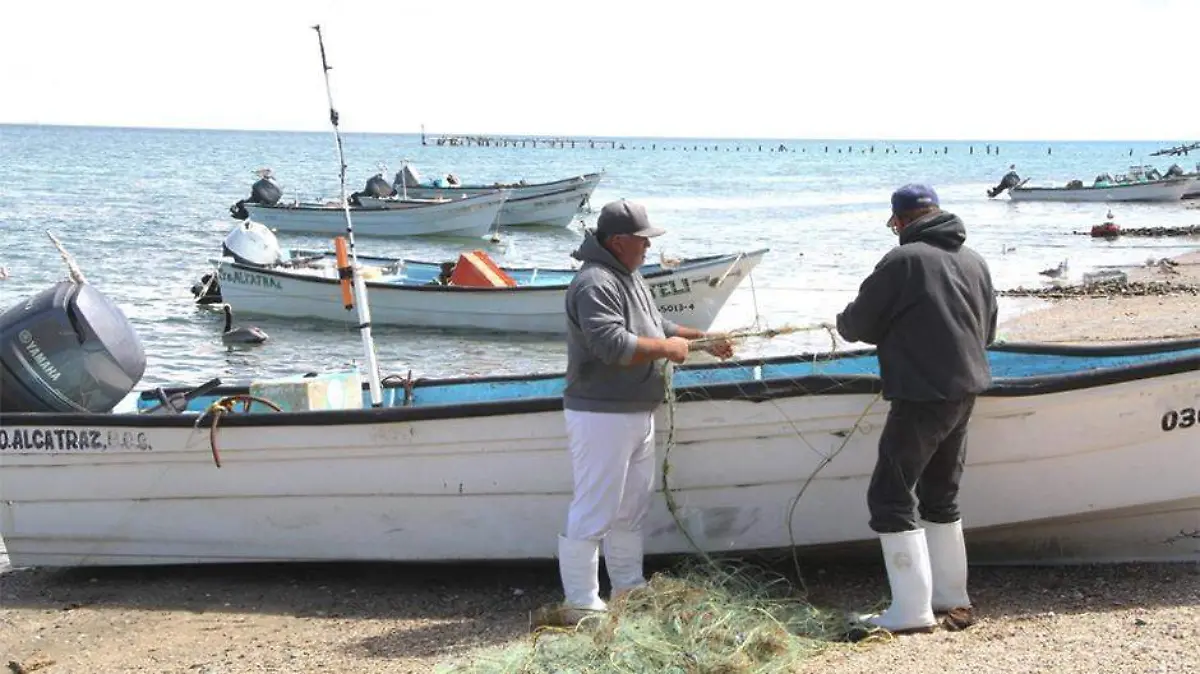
[987,170,1022,198]
[250,177,282,205]
[350,174,395,205]
[0,281,146,413]
[230,175,284,220]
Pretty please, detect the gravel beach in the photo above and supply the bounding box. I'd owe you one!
[3,250,1199,674]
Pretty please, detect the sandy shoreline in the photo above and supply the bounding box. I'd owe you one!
[3,250,1200,673]
[996,249,1200,344]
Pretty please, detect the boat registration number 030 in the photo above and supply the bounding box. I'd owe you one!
[659,303,695,313]
[0,428,153,453]
[1160,407,1197,432]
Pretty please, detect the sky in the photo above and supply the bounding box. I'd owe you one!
[1,0,1196,141]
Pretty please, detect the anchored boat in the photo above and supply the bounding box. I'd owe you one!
[195,222,765,334]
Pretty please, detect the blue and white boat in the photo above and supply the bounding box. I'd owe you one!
[2,338,1198,568]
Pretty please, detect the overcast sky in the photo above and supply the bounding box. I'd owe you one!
[2,0,1195,140]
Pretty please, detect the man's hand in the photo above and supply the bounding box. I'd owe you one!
[699,333,735,360]
[663,336,690,364]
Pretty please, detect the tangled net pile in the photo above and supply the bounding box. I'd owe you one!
[438,558,866,674]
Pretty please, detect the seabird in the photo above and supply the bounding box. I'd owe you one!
[1039,260,1069,279]
[221,304,268,345]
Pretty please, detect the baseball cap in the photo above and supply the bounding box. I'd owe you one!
[595,199,666,238]
[891,184,939,214]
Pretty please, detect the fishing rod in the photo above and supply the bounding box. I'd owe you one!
[312,24,383,407]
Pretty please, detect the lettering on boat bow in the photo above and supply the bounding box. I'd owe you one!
[219,269,283,290]
[649,278,692,299]
[0,428,153,453]
[1161,407,1197,432]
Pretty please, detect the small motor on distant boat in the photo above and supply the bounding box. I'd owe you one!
[393,164,423,191]
[987,168,1022,198]
[229,170,283,220]
[350,173,395,205]
[0,281,146,413]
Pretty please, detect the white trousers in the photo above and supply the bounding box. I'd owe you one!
[563,409,656,541]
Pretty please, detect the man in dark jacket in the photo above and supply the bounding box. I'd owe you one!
[836,184,997,633]
[536,199,732,627]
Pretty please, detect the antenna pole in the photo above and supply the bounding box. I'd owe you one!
[312,24,384,407]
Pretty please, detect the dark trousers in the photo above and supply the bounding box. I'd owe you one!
[867,397,977,534]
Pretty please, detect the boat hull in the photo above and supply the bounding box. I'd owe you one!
[398,172,602,203]
[363,183,593,228]
[243,191,507,238]
[2,342,1199,567]
[1009,177,1193,202]
[212,250,766,334]
[1183,175,1200,199]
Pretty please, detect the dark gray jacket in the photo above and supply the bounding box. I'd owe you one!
[836,211,997,402]
[564,233,680,412]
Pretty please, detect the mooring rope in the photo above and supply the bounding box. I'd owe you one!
[195,394,283,468]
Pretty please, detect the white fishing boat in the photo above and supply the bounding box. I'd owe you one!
[360,183,592,229]
[242,190,508,238]
[1008,175,1193,203]
[394,163,603,202]
[1,339,1198,568]
[197,223,766,334]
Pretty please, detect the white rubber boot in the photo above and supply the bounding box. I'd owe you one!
[559,535,608,611]
[921,519,971,611]
[603,530,648,599]
[860,529,937,633]
[533,535,608,628]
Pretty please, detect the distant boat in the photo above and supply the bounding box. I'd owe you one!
[391,164,603,226]
[242,190,508,238]
[359,183,592,229]
[1008,176,1194,203]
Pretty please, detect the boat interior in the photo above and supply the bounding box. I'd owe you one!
[123,340,1200,416]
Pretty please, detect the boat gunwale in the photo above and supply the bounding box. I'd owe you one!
[398,171,604,194]
[244,189,510,213]
[2,339,1199,429]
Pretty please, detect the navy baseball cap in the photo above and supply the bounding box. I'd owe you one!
[596,199,666,238]
[891,184,940,214]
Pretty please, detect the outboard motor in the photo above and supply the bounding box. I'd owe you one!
[190,272,223,305]
[349,173,395,206]
[0,281,146,413]
[393,164,423,192]
[987,168,1021,198]
[229,172,284,220]
[222,220,283,267]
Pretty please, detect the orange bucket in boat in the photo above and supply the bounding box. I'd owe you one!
[448,250,517,288]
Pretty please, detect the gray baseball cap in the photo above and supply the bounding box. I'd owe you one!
[595,199,666,238]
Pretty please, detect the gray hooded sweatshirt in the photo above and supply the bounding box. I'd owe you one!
[564,232,681,413]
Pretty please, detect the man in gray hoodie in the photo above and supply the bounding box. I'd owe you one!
[540,199,732,626]
[836,184,997,634]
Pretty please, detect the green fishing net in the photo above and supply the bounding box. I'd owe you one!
[437,558,870,674]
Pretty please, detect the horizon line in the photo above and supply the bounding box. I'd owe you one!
[1,121,1195,146]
